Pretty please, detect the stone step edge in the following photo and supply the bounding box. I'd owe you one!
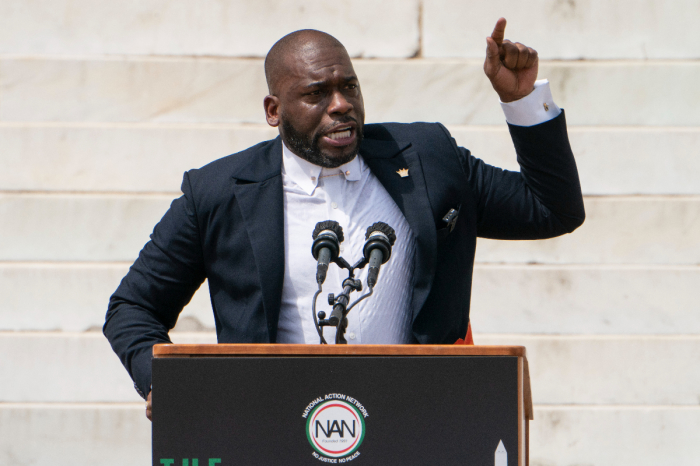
[2,55,698,66]
[3,122,700,131]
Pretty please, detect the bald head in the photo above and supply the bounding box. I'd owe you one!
[265,30,348,95]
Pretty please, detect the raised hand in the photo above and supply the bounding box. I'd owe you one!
[483,18,539,103]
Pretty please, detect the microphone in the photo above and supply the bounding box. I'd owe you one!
[363,222,396,288]
[311,221,345,285]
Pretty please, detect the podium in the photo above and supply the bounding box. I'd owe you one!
[152,344,532,465]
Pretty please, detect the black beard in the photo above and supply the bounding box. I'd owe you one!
[281,116,362,169]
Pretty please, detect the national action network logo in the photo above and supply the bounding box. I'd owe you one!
[302,394,368,463]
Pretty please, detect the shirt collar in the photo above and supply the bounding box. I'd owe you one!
[282,142,364,195]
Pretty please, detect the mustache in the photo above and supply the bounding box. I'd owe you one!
[318,116,359,135]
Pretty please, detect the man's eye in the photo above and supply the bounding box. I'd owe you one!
[308,90,321,96]
[347,84,357,90]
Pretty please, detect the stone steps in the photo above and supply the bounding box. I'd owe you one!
[0,0,421,58]
[3,264,700,335]
[2,0,699,60]
[1,194,698,263]
[423,0,700,60]
[530,405,700,466]
[3,124,700,195]
[0,403,151,466]
[1,0,697,463]
[2,58,699,125]
[2,332,698,405]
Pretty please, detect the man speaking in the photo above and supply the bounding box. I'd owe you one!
[104,19,585,420]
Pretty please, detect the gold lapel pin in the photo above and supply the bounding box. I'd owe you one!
[396,168,409,178]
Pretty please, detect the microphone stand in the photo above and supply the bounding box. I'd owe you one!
[314,258,374,345]
[311,221,395,345]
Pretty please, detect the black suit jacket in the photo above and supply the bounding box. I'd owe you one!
[105,112,584,397]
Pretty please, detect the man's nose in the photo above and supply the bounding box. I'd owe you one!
[327,90,353,114]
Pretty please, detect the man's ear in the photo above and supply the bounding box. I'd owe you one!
[264,95,280,127]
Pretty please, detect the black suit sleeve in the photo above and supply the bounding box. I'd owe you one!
[446,110,585,239]
[103,172,206,398]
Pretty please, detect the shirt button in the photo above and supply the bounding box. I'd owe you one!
[348,332,356,340]
[311,176,317,182]
[345,171,350,176]
[331,202,338,209]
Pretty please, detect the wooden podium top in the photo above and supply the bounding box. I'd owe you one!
[153,344,526,358]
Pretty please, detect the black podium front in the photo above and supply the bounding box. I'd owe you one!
[152,344,531,466]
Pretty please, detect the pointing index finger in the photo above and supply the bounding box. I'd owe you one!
[490,17,507,46]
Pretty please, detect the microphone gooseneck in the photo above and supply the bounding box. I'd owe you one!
[363,222,396,288]
[311,220,345,285]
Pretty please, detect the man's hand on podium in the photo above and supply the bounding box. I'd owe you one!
[146,391,152,421]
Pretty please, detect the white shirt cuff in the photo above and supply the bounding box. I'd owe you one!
[500,79,561,127]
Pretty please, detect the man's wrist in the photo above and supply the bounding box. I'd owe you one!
[500,79,561,127]
[498,86,535,103]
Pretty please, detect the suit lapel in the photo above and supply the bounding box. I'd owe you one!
[361,138,437,323]
[230,138,285,342]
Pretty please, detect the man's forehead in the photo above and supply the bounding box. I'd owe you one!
[265,31,355,94]
[287,43,353,71]
[283,48,355,84]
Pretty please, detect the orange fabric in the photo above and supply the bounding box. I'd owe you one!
[454,322,474,345]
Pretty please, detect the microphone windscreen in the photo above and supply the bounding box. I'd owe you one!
[312,220,344,242]
[364,222,396,245]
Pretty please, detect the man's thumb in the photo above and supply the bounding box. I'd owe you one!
[484,37,501,78]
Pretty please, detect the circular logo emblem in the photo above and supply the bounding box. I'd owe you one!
[306,400,366,458]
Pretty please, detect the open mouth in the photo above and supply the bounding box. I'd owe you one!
[323,126,356,147]
[329,129,351,140]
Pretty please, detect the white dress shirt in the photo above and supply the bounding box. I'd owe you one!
[277,145,417,344]
[275,80,561,344]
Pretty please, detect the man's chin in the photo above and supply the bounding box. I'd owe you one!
[318,145,359,168]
